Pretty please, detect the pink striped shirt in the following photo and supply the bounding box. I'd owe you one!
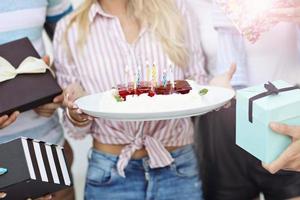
[53,0,207,177]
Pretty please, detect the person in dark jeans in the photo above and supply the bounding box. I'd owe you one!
[195,100,300,200]
[192,0,300,199]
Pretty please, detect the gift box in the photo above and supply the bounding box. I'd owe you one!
[0,37,62,116]
[0,138,72,200]
[236,80,300,163]
[215,0,293,43]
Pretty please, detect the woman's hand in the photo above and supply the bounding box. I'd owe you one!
[0,111,20,129]
[210,63,236,109]
[34,56,63,118]
[270,0,300,24]
[263,123,300,174]
[34,94,63,117]
[210,63,236,89]
[63,83,92,125]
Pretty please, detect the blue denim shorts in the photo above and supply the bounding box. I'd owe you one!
[85,145,203,200]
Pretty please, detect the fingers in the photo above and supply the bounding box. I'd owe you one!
[64,93,77,109]
[224,101,232,109]
[263,140,300,174]
[34,110,55,118]
[0,111,20,128]
[63,83,87,100]
[0,193,7,199]
[75,109,93,120]
[53,93,64,103]
[34,103,61,117]
[227,63,237,80]
[42,55,50,66]
[0,115,8,126]
[270,122,300,139]
[263,147,292,174]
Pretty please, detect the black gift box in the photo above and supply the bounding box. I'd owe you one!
[0,138,72,200]
[0,37,62,115]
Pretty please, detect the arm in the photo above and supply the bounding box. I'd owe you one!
[183,1,236,88]
[212,1,248,88]
[53,20,92,139]
[182,1,208,84]
[45,0,73,40]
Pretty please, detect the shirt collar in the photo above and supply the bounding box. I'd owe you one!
[89,2,115,22]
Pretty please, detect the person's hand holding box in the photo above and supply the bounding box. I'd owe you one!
[236,80,300,165]
[0,112,19,129]
[0,38,62,116]
[263,123,300,173]
[33,56,63,118]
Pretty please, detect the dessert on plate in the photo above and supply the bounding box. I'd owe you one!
[99,80,208,113]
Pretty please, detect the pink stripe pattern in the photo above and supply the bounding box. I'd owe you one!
[53,0,207,177]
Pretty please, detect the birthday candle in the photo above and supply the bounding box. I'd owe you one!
[162,69,167,87]
[167,58,175,88]
[146,60,150,82]
[171,65,175,88]
[137,66,141,86]
[133,72,137,90]
[152,63,157,87]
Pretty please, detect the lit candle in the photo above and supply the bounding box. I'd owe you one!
[167,58,175,88]
[146,60,150,82]
[133,72,137,90]
[137,66,141,86]
[152,63,157,87]
[162,69,167,87]
[170,65,175,88]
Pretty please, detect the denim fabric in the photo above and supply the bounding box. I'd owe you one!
[85,145,203,200]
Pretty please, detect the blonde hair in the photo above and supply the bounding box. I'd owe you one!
[65,0,188,67]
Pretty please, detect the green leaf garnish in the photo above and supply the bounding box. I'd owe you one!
[114,94,124,102]
[199,88,208,96]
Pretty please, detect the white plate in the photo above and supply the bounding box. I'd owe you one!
[75,85,235,121]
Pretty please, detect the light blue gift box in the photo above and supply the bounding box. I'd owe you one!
[236,80,300,163]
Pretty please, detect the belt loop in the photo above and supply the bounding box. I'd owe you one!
[143,158,149,169]
[143,158,150,181]
[87,148,93,160]
[170,161,176,172]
